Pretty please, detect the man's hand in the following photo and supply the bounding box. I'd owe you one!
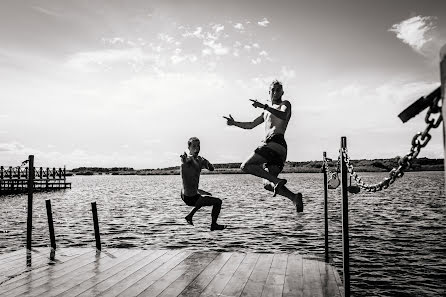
[249,99,267,109]
[223,114,235,126]
[180,152,188,164]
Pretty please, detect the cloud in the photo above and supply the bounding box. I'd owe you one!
[0,141,25,152]
[251,58,261,65]
[257,18,270,27]
[389,16,443,57]
[203,40,230,55]
[66,48,158,72]
[102,37,125,45]
[170,53,197,64]
[31,6,63,17]
[182,26,204,39]
[234,23,244,30]
[280,66,296,80]
[158,33,175,44]
[212,24,225,33]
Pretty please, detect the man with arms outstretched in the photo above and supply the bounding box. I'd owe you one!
[180,137,226,231]
[224,80,303,212]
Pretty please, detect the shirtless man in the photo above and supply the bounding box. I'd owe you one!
[224,80,303,212]
[180,137,226,231]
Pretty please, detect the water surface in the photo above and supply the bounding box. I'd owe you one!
[0,172,444,296]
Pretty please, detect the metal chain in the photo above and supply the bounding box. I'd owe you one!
[341,95,442,192]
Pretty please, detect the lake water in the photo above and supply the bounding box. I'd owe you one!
[0,172,445,296]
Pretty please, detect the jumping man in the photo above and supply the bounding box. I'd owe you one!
[180,137,227,231]
[223,80,303,212]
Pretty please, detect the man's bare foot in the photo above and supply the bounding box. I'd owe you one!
[210,223,226,231]
[273,179,287,197]
[185,215,193,226]
[293,193,303,213]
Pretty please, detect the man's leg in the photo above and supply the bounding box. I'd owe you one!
[241,152,286,186]
[195,195,226,230]
[185,206,201,225]
[263,165,303,212]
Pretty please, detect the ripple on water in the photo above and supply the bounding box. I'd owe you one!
[0,172,444,296]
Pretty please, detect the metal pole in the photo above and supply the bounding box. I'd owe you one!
[440,44,445,193]
[323,152,329,263]
[340,137,350,297]
[91,202,101,251]
[45,199,56,251]
[26,155,34,250]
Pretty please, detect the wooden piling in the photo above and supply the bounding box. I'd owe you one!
[440,43,445,190]
[91,202,101,251]
[45,199,56,251]
[26,155,34,251]
[323,152,329,263]
[340,137,350,297]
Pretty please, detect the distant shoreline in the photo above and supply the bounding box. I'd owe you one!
[68,157,444,176]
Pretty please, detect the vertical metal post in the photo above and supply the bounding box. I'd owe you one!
[440,43,446,192]
[323,152,329,263]
[91,202,101,251]
[26,155,34,250]
[45,199,56,251]
[340,137,350,297]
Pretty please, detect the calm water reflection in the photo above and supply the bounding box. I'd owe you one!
[0,172,444,296]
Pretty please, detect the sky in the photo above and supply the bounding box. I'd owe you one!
[0,0,445,169]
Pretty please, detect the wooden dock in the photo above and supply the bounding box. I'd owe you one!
[0,165,71,195]
[0,248,343,297]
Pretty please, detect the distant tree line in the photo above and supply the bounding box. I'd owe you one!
[68,157,443,176]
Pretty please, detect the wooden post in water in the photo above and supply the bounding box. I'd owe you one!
[323,152,329,263]
[340,137,350,297]
[440,43,445,191]
[91,202,101,251]
[45,200,56,252]
[26,155,34,250]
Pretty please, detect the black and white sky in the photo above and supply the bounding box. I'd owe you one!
[1,0,445,169]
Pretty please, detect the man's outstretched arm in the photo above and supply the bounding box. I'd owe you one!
[223,114,264,129]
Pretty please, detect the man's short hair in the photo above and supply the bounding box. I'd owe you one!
[270,79,283,91]
[188,137,200,147]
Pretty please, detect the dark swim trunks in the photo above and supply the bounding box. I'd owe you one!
[181,193,201,207]
[254,134,287,170]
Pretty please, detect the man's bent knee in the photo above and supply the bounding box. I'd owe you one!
[264,183,273,191]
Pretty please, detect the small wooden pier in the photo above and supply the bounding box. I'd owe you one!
[0,165,71,195]
[0,248,343,297]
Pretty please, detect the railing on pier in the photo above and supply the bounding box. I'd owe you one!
[0,161,71,194]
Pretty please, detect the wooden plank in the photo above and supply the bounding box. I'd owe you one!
[1,249,48,277]
[177,252,233,297]
[113,250,192,297]
[25,249,137,297]
[140,251,218,297]
[329,264,344,297]
[302,258,323,297]
[283,253,303,297]
[261,253,288,297]
[157,251,219,297]
[220,253,260,297]
[68,249,167,297]
[317,261,342,297]
[240,253,274,297]
[0,248,91,290]
[0,249,26,263]
[96,249,182,297]
[2,248,125,297]
[198,252,245,297]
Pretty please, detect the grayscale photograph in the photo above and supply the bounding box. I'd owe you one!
[0,1,445,296]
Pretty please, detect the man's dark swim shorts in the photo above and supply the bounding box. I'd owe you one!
[181,193,201,206]
[254,134,287,171]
